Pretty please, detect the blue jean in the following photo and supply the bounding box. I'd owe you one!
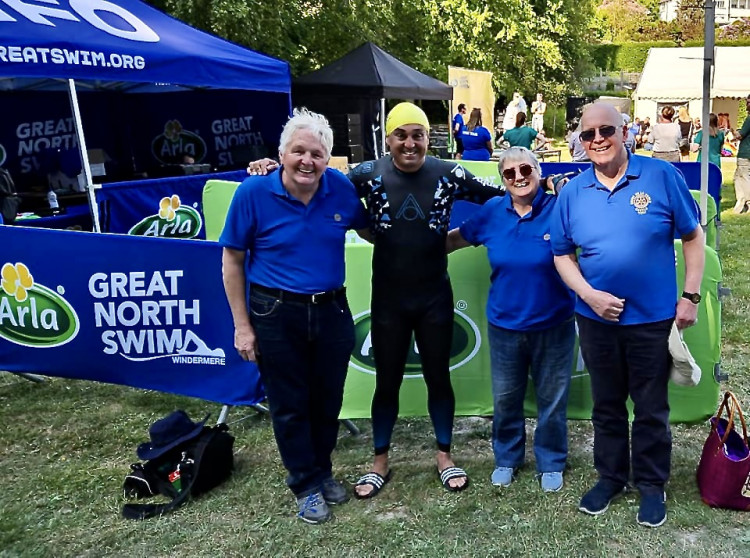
[487,319,575,473]
[249,288,355,496]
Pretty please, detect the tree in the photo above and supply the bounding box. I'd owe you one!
[143,0,597,105]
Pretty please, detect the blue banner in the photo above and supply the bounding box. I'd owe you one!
[0,90,287,191]
[0,226,263,406]
[96,170,247,239]
[0,0,290,93]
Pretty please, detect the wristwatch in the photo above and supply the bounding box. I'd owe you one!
[681,291,702,304]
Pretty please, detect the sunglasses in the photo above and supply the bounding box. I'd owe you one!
[502,164,534,181]
[579,125,618,142]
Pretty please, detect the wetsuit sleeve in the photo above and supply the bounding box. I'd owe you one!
[451,163,505,203]
[346,160,376,198]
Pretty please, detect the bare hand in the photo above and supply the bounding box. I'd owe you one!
[583,289,625,322]
[247,158,279,176]
[675,297,698,330]
[235,328,259,362]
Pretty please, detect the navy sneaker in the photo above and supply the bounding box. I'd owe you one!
[296,491,332,524]
[637,492,667,528]
[321,477,349,505]
[578,480,627,515]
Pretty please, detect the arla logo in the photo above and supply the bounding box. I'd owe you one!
[350,309,481,377]
[129,195,203,239]
[151,120,207,164]
[0,263,79,348]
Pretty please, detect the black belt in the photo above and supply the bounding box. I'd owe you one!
[251,284,345,304]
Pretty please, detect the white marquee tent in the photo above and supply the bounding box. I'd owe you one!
[633,46,750,127]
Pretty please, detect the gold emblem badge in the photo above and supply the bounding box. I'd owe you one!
[630,192,651,215]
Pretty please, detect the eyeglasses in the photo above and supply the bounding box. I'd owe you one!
[580,125,618,142]
[502,164,534,181]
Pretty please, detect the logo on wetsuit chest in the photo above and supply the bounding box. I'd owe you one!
[349,309,481,378]
[395,193,426,221]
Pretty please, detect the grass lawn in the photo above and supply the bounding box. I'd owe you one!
[2,158,750,557]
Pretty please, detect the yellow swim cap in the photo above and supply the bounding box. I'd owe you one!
[385,102,430,136]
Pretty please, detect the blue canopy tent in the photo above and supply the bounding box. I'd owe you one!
[0,0,291,231]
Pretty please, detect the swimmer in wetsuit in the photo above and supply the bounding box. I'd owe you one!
[349,103,504,497]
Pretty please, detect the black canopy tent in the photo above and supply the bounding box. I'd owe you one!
[293,42,452,160]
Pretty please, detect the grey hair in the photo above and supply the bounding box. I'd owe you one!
[278,107,333,160]
[496,146,541,177]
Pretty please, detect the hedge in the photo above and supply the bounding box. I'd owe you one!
[589,39,750,73]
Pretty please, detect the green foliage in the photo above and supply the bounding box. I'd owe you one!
[142,0,597,107]
[718,18,750,41]
[587,41,673,72]
[593,0,650,43]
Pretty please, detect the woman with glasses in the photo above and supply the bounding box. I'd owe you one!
[459,108,494,161]
[649,106,681,163]
[446,146,575,493]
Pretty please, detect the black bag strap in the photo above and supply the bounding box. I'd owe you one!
[122,426,221,520]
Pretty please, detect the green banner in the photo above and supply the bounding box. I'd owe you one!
[340,242,722,423]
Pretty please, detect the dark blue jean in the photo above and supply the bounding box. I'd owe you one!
[487,319,575,473]
[249,288,355,496]
[576,314,673,495]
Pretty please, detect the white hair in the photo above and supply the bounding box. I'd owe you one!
[278,107,333,160]
[496,146,541,177]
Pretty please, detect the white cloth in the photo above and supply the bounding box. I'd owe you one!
[668,323,701,387]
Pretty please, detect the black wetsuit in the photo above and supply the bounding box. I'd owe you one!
[349,156,504,454]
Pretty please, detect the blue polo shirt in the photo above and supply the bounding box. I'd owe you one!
[459,188,575,331]
[452,113,465,137]
[219,167,369,294]
[551,154,699,325]
[460,126,492,161]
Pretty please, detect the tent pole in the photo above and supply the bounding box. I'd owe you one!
[380,98,386,156]
[449,99,454,157]
[67,79,101,233]
[700,0,715,233]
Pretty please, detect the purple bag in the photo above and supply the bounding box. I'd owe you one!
[696,391,750,510]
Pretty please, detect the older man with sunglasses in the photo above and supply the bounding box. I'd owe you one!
[551,103,704,528]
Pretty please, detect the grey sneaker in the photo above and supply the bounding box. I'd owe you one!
[491,467,515,487]
[540,472,564,493]
[321,477,349,505]
[296,491,332,524]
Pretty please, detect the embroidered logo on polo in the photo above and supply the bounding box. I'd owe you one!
[395,193,425,221]
[630,191,651,215]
